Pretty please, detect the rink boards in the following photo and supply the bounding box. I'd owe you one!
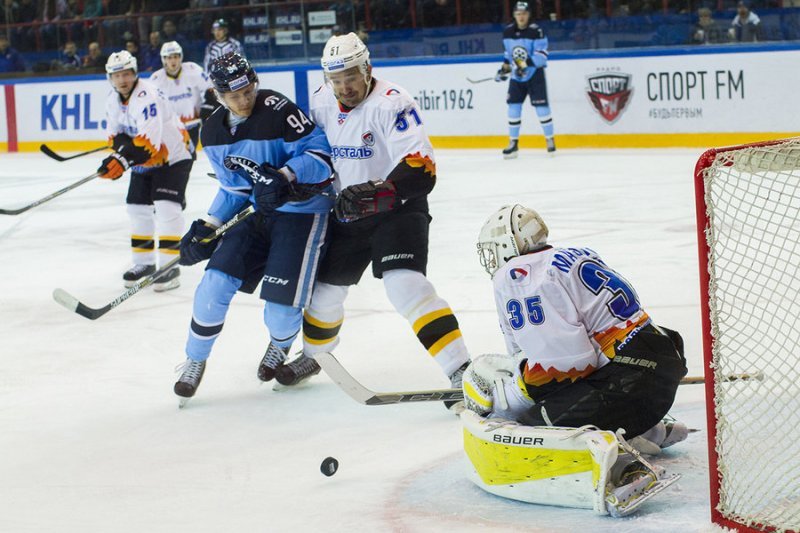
[1,42,798,152]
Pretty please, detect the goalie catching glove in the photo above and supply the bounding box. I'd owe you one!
[334,180,397,222]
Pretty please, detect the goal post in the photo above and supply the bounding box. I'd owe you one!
[695,138,800,533]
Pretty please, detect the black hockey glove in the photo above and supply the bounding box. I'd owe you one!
[495,64,510,82]
[179,219,218,266]
[252,164,292,211]
[200,88,218,121]
[334,180,397,223]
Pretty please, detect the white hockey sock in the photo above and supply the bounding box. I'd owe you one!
[302,282,348,355]
[127,203,155,265]
[383,269,470,377]
[154,199,183,268]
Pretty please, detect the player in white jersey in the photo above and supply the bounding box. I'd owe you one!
[149,41,215,149]
[466,204,688,451]
[99,50,193,291]
[274,33,471,405]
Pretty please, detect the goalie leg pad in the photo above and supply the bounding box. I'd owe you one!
[461,410,619,512]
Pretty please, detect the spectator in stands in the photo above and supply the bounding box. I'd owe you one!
[162,18,187,46]
[59,40,82,69]
[125,38,142,64]
[730,1,761,42]
[14,0,37,51]
[203,19,244,72]
[141,30,163,71]
[83,41,107,71]
[0,34,25,73]
[691,7,724,44]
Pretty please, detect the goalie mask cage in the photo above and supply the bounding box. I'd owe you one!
[695,138,800,533]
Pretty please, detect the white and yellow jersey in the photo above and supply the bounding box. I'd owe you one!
[493,246,650,387]
[309,78,435,191]
[149,62,210,124]
[105,77,192,168]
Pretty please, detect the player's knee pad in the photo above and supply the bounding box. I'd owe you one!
[192,269,241,323]
[535,104,552,121]
[383,269,435,317]
[153,199,183,226]
[307,282,349,316]
[126,203,155,232]
[264,301,301,347]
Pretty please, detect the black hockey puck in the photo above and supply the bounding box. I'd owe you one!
[320,457,339,477]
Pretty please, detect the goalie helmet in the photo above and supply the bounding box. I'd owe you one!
[160,41,183,60]
[208,52,257,93]
[105,50,138,77]
[477,204,548,276]
[321,32,370,81]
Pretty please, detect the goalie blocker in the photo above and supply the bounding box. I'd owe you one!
[461,410,680,517]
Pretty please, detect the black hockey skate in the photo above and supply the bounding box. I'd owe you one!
[258,342,289,382]
[546,137,556,153]
[123,264,156,288]
[174,358,206,407]
[153,267,180,292]
[275,353,321,386]
[502,139,519,159]
[445,361,470,412]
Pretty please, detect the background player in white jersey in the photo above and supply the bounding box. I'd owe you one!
[203,19,244,73]
[496,1,555,158]
[466,204,688,452]
[277,33,471,404]
[149,41,216,150]
[99,50,193,291]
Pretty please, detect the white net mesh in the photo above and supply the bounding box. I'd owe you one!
[701,138,800,533]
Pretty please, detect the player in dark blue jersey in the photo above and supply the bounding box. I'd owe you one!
[496,1,555,158]
[173,53,335,404]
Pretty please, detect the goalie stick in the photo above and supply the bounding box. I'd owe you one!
[39,144,108,162]
[316,352,763,406]
[52,205,255,320]
[0,172,100,216]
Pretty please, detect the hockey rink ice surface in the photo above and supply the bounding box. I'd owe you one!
[1,149,728,532]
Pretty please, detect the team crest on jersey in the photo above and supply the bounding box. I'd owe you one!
[510,267,528,281]
[337,112,349,125]
[385,88,400,96]
[586,71,633,124]
[361,131,375,146]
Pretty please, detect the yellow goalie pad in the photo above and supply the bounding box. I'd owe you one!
[461,410,619,513]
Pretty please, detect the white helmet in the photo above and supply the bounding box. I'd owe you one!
[477,204,549,276]
[105,50,138,77]
[160,41,183,61]
[321,32,370,81]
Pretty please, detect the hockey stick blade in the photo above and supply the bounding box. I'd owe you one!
[52,206,255,320]
[466,76,495,84]
[316,352,464,406]
[40,144,107,162]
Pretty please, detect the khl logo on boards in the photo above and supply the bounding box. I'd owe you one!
[586,71,633,124]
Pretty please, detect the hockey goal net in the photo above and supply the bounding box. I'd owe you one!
[695,138,800,533]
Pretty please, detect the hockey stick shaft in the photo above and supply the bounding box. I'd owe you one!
[0,172,100,216]
[466,76,495,84]
[40,144,108,162]
[317,352,763,406]
[53,205,256,320]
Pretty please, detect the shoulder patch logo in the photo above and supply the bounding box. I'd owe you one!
[137,90,147,97]
[510,267,528,281]
[385,88,400,96]
[361,131,375,146]
[264,95,281,107]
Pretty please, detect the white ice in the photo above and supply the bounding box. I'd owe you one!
[0,149,729,532]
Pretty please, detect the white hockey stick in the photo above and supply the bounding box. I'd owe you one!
[315,353,463,406]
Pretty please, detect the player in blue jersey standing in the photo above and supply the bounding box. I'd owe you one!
[173,53,335,405]
[496,1,555,158]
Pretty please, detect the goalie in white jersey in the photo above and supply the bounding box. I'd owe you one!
[275,33,471,400]
[149,41,216,150]
[466,204,689,450]
[99,50,193,291]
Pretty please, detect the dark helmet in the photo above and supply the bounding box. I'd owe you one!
[514,1,530,13]
[212,18,228,29]
[209,52,257,93]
